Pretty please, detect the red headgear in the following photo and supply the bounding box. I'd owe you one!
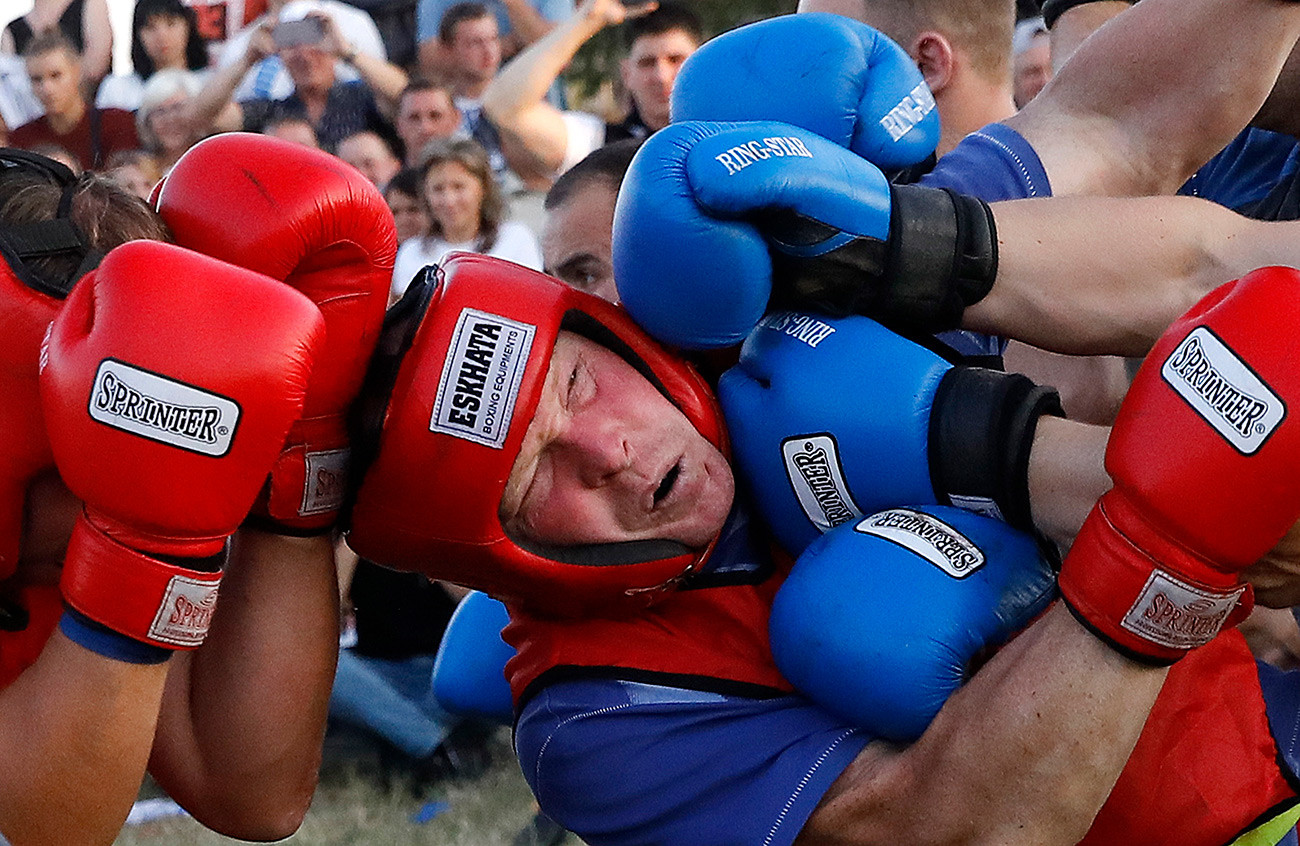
[347,254,728,616]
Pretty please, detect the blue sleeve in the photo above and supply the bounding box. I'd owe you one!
[416,0,454,43]
[1179,128,1300,212]
[920,122,1051,202]
[516,679,872,846]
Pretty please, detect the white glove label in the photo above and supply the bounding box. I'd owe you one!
[1121,571,1244,650]
[300,448,349,515]
[89,359,240,457]
[430,309,535,449]
[1161,327,1285,455]
[880,81,937,143]
[856,508,985,579]
[149,575,219,647]
[782,434,862,533]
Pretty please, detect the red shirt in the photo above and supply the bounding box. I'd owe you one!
[12,108,140,172]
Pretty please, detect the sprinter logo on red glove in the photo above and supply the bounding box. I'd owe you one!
[1120,570,1245,651]
[1161,327,1285,455]
[87,359,240,457]
[149,574,220,646]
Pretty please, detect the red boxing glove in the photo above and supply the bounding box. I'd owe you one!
[1059,267,1300,663]
[41,241,324,653]
[0,260,61,580]
[155,133,396,533]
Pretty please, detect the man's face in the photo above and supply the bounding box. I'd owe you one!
[281,43,335,94]
[338,132,401,186]
[447,16,502,86]
[501,331,734,549]
[1013,34,1052,109]
[396,89,460,161]
[620,29,697,130]
[542,178,619,303]
[26,49,82,117]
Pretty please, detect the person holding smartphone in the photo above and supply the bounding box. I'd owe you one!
[187,0,408,152]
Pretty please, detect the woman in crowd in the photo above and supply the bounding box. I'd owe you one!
[135,68,211,173]
[96,0,210,112]
[390,137,542,300]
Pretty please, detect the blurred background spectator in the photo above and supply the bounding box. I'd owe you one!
[425,3,510,177]
[136,66,209,170]
[337,126,402,185]
[393,76,462,165]
[483,0,700,189]
[390,136,540,299]
[1,0,114,90]
[383,165,432,243]
[96,0,209,110]
[417,0,567,77]
[1012,15,1051,108]
[11,30,138,169]
[186,0,267,63]
[104,145,162,196]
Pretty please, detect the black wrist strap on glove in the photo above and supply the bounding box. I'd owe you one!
[928,367,1063,536]
[879,185,998,333]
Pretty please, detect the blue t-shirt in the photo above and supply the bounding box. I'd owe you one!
[919,122,1052,359]
[1179,127,1300,215]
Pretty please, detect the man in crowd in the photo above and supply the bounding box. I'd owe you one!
[394,77,464,166]
[482,0,700,187]
[337,128,403,185]
[11,32,138,171]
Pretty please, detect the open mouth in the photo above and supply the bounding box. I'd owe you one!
[654,462,682,506]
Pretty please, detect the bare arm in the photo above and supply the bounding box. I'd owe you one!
[964,194,1286,357]
[319,13,409,111]
[1008,0,1300,197]
[798,604,1166,846]
[183,29,271,139]
[79,0,113,86]
[148,530,338,841]
[483,0,651,178]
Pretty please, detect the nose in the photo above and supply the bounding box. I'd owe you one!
[557,422,632,488]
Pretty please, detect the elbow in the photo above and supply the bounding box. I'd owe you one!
[183,772,317,842]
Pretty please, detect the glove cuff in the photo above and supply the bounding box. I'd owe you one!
[881,185,998,333]
[930,366,1063,534]
[1058,497,1252,664]
[61,516,223,651]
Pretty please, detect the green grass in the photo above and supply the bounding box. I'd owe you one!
[114,729,580,846]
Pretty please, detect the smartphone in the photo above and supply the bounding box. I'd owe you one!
[273,17,326,48]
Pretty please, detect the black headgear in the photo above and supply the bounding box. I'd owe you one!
[0,148,103,299]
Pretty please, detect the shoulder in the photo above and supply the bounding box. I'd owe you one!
[921,123,1052,201]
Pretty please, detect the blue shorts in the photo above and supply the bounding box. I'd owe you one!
[515,678,871,846]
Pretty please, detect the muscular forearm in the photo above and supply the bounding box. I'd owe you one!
[800,605,1166,846]
[149,530,337,841]
[350,50,408,110]
[1025,415,1110,551]
[0,634,169,846]
[965,195,1256,357]
[186,53,254,136]
[1014,0,1300,196]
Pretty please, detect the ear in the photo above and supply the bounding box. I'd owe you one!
[911,31,956,94]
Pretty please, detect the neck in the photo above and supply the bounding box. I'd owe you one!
[457,76,488,101]
[441,219,479,243]
[297,84,330,120]
[933,69,1015,157]
[47,99,86,134]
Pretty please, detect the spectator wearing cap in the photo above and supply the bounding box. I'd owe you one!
[11,30,138,171]
[1013,16,1051,108]
[189,2,408,152]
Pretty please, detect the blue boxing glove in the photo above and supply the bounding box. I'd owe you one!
[671,14,938,172]
[431,591,516,724]
[770,505,1057,742]
[717,311,1062,558]
[612,120,997,350]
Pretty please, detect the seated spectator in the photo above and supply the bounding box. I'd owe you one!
[104,148,164,199]
[191,3,407,152]
[383,166,432,244]
[482,0,700,187]
[137,68,208,172]
[1013,16,1051,109]
[427,3,511,178]
[394,77,463,166]
[1,0,113,89]
[337,128,402,187]
[11,31,138,171]
[417,0,570,75]
[391,136,541,299]
[264,113,320,146]
[25,141,81,173]
[219,0,391,104]
[96,0,211,113]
